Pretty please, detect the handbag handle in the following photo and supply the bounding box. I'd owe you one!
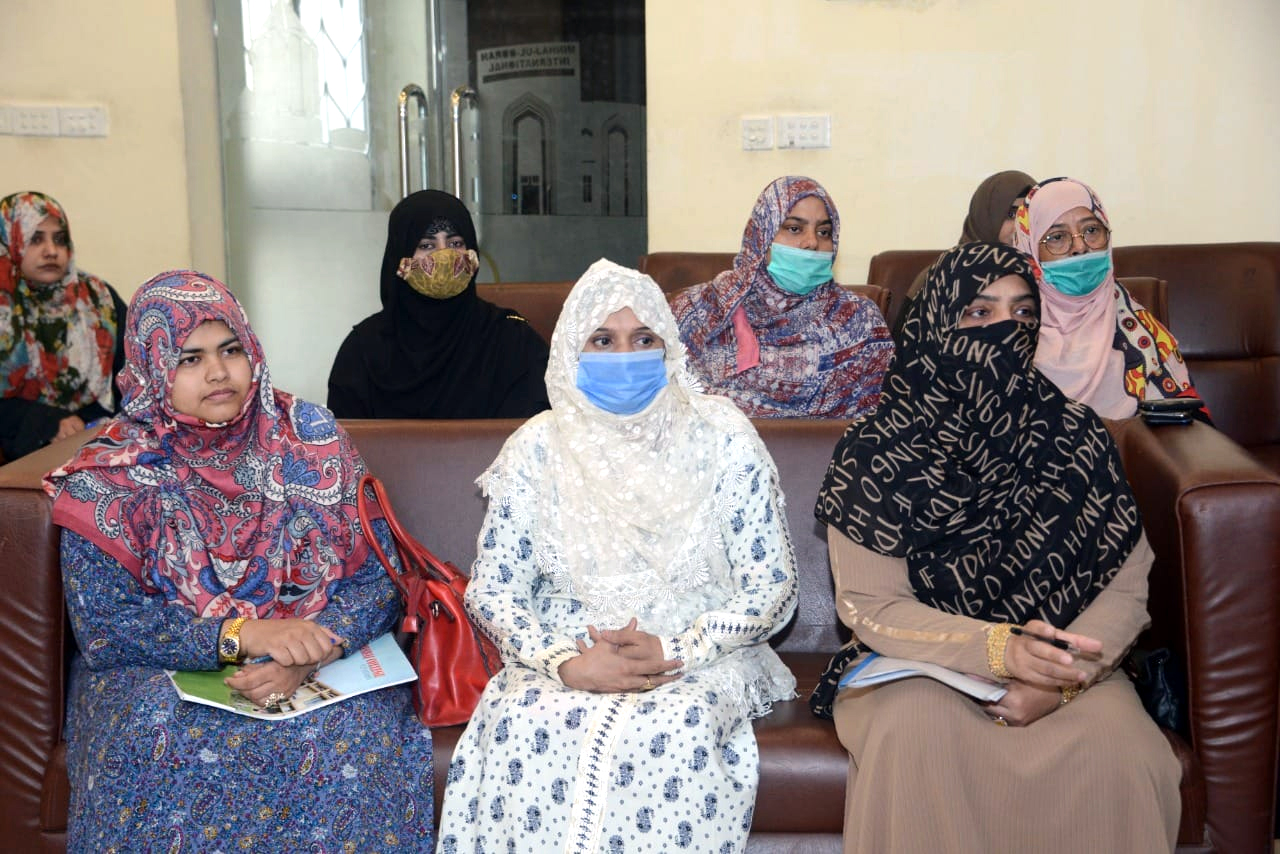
[357,475,466,595]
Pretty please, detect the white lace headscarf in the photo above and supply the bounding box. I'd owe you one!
[491,259,762,610]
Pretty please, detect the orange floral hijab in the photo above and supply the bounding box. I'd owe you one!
[1013,178,1201,417]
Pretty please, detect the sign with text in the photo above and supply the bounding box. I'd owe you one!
[478,42,579,85]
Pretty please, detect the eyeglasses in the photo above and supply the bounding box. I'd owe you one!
[1039,223,1111,256]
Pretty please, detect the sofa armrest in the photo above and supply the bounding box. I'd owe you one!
[1107,417,1280,854]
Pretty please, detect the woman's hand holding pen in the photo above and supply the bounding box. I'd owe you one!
[1004,619,1100,688]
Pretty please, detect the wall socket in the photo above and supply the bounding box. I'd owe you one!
[11,105,59,136]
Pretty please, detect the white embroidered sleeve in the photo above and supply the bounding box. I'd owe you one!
[661,436,798,671]
[464,456,580,682]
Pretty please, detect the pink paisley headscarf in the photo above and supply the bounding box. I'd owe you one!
[45,271,367,619]
[1013,178,1197,418]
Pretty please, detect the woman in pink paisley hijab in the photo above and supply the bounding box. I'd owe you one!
[671,176,893,418]
[1012,177,1205,420]
[43,271,434,851]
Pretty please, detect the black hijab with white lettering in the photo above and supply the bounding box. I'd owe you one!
[815,242,1140,628]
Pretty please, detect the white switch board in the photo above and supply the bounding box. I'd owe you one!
[777,114,831,149]
[741,116,774,151]
[59,106,109,137]
[10,105,59,136]
[0,103,109,137]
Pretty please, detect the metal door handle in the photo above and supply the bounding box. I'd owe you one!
[450,85,478,200]
[398,84,430,198]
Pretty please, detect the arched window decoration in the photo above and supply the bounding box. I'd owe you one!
[502,95,556,215]
[602,119,629,216]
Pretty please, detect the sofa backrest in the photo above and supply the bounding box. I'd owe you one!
[342,418,851,655]
[1113,243,1280,467]
[480,276,892,346]
[477,281,572,345]
[867,249,1170,332]
[638,251,737,292]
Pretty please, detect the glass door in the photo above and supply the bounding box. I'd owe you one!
[212,0,646,403]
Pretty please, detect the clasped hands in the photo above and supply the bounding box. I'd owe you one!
[223,618,346,708]
[984,619,1101,728]
[558,618,684,694]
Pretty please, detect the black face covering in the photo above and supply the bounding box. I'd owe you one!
[328,190,549,418]
[815,241,1141,628]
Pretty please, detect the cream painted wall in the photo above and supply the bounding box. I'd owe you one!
[646,0,1280,284]
[0,0,198,299]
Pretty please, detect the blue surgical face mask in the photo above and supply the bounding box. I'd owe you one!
[1040,248,1113,297]
[766,242,834,296]
[576,349,668,415]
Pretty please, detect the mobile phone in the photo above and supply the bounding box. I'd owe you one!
[1138,397,1203,414]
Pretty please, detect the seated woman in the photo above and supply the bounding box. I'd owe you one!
[1012,177,1205,419]
[327,190,549,418]
[44,271,433,851]
[671,176,892,418]
[0,191,126,459]
[892,169,1036,339]
[437,259,799,850]
[812,243,1180,852]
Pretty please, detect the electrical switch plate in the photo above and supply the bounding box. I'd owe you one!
[11,105,59,136]
[777,114,831,149]
[59,105,109,137]
[741,116,774,151]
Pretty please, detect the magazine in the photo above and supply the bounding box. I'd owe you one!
[167,632,417,720]
[839,652,1008,702]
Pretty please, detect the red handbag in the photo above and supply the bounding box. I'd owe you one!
[357,475,502,727]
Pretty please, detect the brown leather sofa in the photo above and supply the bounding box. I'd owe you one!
[868,243,1280,473]
[1,416,1276,851]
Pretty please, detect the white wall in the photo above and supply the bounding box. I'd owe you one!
[645,0,1280,284]
[4,0,1276,395]
[0,0,198,299]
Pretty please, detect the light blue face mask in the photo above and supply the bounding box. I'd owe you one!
[576,349,668,415]
[766,242,834,296]
[1040,248,1113,297]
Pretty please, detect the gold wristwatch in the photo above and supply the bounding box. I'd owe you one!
[219,616,247,664]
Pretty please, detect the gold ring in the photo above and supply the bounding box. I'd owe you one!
[993,715,1008,727]
[644,677,654,691]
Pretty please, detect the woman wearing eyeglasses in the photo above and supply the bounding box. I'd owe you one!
[1012,177,1205,419]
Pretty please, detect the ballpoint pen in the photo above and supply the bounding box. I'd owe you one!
[1009,626,1080,654]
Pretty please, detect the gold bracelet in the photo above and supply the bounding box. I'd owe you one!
[985,623,1014,679]
[1060,683,1083,705]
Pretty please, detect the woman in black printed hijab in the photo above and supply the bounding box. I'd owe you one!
[813,242,1179,852]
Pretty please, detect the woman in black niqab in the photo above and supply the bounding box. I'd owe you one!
[327,190,550,418]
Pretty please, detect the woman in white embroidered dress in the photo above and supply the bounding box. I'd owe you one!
[436,259,799,853]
